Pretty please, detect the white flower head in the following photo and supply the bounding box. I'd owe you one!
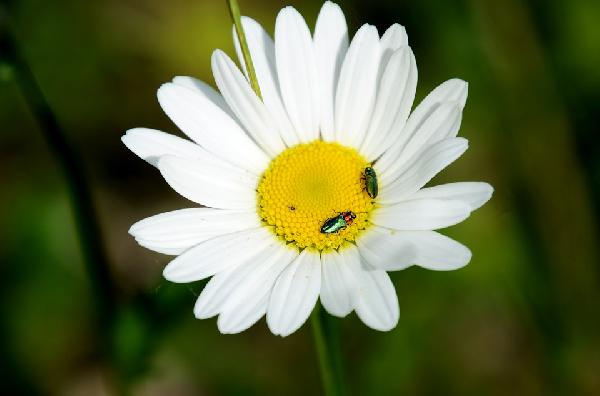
[123,1,493,336]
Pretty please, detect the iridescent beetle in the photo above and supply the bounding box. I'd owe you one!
[363,166,378,199]
[320,211,356,234]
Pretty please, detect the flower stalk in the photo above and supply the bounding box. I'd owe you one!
[226,0,262,99]
[311,305,345,396]
[0,6,116,357]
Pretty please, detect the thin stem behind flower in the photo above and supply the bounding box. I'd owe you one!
[311,305,345,396]
[0,5,117,374]
[227,0,262,99]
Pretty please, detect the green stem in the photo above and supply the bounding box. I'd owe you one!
[0,6,116,358]
[226,0,262,99]
[311,305,344,396]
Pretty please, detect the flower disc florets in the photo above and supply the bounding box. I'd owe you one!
[257,141,374,250]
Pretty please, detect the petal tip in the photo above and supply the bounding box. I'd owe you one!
[162,264,175,282]
[128,220,141,236]
[156,82,176,104]
[474,182,494,210]
[210,49,226,67]
[121,128,145,148]
[277,6,300,21]
[321,1,343,14]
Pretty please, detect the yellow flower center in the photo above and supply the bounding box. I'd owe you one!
[257,141,374,251]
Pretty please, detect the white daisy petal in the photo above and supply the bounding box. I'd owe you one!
[408,100,462,146]
[377,79,468,175]
[275,7,320,142]
[129,208,260,256]
[360,46,417,161]
[377,23,409,88]
[411,182,494,211]
[354,262,399,331]
[320,246,360,317]
[212,50,286,157]
[380,23,408,64]
[378,101,463,183]
[356,227,416,271]
[121,128,205,167]
[163,228,272,283]
[395,230,472,271]
[157,82,269,174]
[379,137,469,204]
[219,295,268,334]
[217,245,298,334]
[232,17,299,147]
[407,78,469,126]
[373,198,472,230]
[358,226,472,271]
[267,249,321,336]
[313,1,349,141]
[194,265,247,320]
[158,155,257,210]
[334,24,381,148]
[194,253,260,320]
[196,244,297,320]
[171,76,236,119]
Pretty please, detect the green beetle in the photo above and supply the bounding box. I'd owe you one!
[364,166,378,198]
[320,211,356,234]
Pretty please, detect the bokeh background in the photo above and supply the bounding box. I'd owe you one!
[1,0,599,394]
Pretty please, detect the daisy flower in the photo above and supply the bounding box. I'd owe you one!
[123,1,493,336]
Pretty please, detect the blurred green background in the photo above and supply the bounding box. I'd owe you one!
[1,0,599,395]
